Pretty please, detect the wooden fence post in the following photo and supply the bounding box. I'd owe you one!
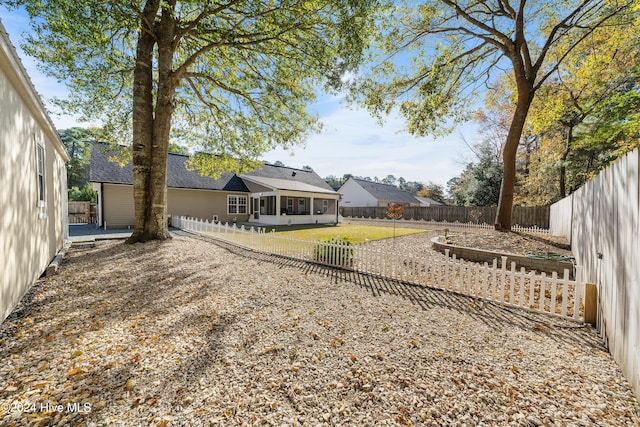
[584,283,598,325]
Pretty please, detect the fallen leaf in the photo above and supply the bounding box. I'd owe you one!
[33,381,49,390]
[330,338,344,347]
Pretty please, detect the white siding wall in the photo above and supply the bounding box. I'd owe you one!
[102,184,135,228]
[338,178,377,207]
[1,26,69,323]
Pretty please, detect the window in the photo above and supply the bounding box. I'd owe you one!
[36,140,45,206]
[287,198,294,214]
[322,200,329,213]
[228,195,247,214]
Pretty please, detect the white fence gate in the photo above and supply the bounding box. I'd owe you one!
[173,216,586,322]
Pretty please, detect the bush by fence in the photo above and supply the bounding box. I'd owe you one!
[314,237,354,267]
[340,205,550,228]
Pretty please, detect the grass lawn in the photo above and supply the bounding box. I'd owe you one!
[266,223,428,244]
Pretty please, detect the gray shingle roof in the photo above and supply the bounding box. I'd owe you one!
[245,164,335,192]
[241,175,337,195]
[352,178,419,204]
[89,144,336,194]
[89,144,248,191]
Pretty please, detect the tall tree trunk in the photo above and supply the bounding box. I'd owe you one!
[127,0,160,244]
[494,88,532,231]
[146,1,177,240]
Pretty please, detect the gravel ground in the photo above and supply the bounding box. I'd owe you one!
[341,218,571,257]
[1,232,639,426]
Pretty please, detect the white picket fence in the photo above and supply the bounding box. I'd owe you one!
[173,216,585,321]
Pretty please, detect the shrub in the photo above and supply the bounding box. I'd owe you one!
[68,183,97,202]
[313,236,354,267]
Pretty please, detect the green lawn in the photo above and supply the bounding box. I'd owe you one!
[267,223,428,244]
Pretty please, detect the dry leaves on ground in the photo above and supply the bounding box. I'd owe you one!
[0,234,638,426]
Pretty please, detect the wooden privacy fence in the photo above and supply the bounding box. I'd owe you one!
[68,202,96,224]
[340,205,550,228]
[174,216,586,322]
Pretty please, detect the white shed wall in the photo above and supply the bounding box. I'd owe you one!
[338,178,378,207]
[1,24,69,323]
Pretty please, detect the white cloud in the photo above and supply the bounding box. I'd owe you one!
[264,103,480,187]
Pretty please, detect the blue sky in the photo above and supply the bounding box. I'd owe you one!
[0,6,480,188]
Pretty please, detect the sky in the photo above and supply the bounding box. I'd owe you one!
[0,6,481,189]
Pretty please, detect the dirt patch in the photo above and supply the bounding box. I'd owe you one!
[444,230,573,258]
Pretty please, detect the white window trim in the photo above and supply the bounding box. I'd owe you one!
[35,136,47,219]
[227,194,247,215]
[238,196,247,214]
[36,139,45,205]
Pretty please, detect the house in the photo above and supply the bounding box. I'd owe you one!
[415,196,446,207]
[1,21,70,323]
[338,177,422,207]
[89,144,339,227]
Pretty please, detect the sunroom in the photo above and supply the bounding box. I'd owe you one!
[240,175,339,226]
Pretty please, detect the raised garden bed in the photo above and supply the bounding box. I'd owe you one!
[431,236,575,277]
